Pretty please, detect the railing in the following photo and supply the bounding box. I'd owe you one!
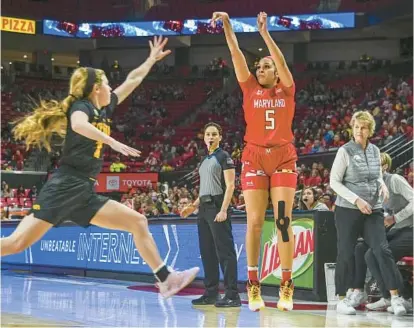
[391,139,413,172]
[380,132,411,155]
[378,121,413,171]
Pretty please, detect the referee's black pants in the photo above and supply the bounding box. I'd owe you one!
[334,206,400,296]
[354,226,413,299]
[198,201,238,299]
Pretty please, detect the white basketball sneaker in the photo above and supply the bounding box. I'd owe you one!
[348,289,368,307]
[387,296,407,316]
[157,267,199,299]
[337,297,356,315]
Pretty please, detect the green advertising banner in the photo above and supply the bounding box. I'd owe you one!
[259,215,315,289]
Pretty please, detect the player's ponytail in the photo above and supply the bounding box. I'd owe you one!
[13,67,105,152]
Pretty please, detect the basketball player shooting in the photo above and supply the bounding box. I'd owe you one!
[211,11,297,311]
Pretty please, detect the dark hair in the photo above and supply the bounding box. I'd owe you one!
[204,122,222,136]
[299,187,319,210]
[322,193,334,202]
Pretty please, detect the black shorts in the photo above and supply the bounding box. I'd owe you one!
[30,170,109,227]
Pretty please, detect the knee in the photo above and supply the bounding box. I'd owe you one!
[336,244,354,261]
[364,248,375,263]
[127,214,149,235]
[247,215,264,234]
[372,242,393,258]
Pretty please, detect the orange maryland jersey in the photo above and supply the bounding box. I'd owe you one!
[239,74,296,147]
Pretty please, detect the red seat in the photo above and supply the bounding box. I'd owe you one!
[7,198,18,205]
[397,257,414,267]
[23,200,33,208]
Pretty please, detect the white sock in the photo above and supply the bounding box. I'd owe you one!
[153,262,166,273]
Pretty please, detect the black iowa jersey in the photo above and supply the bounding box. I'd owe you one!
[59,93,118,178]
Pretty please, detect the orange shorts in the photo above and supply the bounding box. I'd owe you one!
[241,143,298,190]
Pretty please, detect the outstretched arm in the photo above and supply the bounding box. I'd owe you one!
[71,111,141,157]
[211,12,250,83]
[257,12,293,88]
[113,36,171,104]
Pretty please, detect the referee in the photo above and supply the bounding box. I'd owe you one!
[180,122,240,307]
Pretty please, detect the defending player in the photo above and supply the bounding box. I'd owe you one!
[0,36,199,297]
[211,12,297,311]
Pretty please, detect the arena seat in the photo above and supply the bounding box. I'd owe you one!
[397,256,414,268]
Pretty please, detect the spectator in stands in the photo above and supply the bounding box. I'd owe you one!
[141,199,159,217]
[11,150,24,170]
[122,194,134,209]
[160,160,174,172]
[1,183,13,198]
[163,125,175,138]
[28,186,38,200]
[298,187,329,211]
[140,200,154,217]
[2,163,13,171]
[153,195,169,215]
[110,156,127,172]
[307,169,322,187]
[378,129,394,147]
[16,185,25,198]
[332,134,344,148]
[321,168,330,185]
[177,197,190,215]
[320,193,335,211]
[352,152,413,315]
[144,152,158,168]
[330,111,404,315]
[310,140,325,153]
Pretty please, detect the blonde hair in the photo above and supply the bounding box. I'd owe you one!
[13,67,106,152]
[380,152,392,171]
[350,111,376,137]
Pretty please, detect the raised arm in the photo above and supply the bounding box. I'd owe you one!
[113,36,171,105]
[211,12,250,83]
[257,12,293,88]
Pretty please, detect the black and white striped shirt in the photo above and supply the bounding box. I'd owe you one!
[199,148,235,197]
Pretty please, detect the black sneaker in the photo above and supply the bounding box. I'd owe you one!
[215,296,242,308]
[192,295,220,306]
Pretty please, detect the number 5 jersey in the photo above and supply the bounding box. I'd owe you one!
[239,74,295,148]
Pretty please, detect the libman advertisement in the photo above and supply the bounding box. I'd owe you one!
[259,216,314,289]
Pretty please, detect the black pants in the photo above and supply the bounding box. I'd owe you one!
[334,206,400,296]
[198,200,238,299]
[354,226,413,299]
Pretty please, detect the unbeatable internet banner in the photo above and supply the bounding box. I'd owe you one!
[43,12,355,38]
[1,223,247,280]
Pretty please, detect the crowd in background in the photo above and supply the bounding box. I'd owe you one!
[1,62,413,219]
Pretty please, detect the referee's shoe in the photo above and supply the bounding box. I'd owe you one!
[192,294,221,306]
[215,295,242,308]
